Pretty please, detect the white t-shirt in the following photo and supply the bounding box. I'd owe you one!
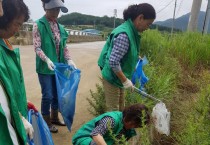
[0,84,19,145]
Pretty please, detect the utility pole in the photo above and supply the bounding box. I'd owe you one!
[188,0,202,32]
[113,9,117,28]
[171,0,177,35]
[93,20,95,29]
[202,0,210,34]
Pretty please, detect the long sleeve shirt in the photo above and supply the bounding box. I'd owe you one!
[32,19,71,62]
[109,33,129,73]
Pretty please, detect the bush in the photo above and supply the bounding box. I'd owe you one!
[87,83,106,116]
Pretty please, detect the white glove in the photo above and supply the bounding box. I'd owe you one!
[46,58,55,71]
[67,59,77,69]
[122,78,134,89]
[21,116,34,140]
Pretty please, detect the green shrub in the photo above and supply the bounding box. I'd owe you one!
[87,83,106,116]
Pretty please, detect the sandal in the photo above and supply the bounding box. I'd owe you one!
[49,125,58,133]
[51,119,66,126]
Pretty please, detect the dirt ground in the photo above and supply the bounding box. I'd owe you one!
[17,41,105,145]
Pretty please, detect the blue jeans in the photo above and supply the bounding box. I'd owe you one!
[38,73,58,115]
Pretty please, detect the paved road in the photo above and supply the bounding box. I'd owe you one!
[17,41,105,145]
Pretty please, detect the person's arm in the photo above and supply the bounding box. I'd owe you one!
[32,23,55,70]
[90,116,115,145]
[109,33,129,83]
[92,134,107,145]
[64,45,71,61]
[109,33,133,88]
[64,45,77,69]
[32,23,48,61]
[115,71,127,83]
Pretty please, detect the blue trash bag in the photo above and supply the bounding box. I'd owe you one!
[28,109,54,145]
[131,56,149,91]
[54,63,81,131]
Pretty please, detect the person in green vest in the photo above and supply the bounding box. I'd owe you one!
[0,0,34,144]
[72,103,150,145]
[33,0,77,133]
[98,3,156,111]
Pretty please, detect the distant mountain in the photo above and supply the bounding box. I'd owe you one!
[155,11,210,33]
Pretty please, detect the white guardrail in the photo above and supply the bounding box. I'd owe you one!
[22,22,101,36]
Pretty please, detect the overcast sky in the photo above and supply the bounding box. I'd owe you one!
[23,0,208,22]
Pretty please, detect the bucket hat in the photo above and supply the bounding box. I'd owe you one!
[45,0,68,13]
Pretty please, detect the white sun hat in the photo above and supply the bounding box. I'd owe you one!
[45,0,68,13]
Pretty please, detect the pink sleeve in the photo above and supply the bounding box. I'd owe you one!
[64,45,71,61]
[32,23,47,61]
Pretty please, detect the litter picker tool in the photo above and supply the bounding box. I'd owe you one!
[133,86,162,102]
[133,86,170,136]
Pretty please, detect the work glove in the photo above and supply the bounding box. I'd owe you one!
[123,78,134,89]
[46,58,55,71]
[67,59,77,69]
[27,101,38,112]
[21,115,34,140]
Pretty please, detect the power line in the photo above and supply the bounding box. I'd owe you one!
[155,0,167,8]
[157,0,175,14]
[176,0,184,16]
[157,0,176,20]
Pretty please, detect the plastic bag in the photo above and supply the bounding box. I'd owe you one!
[152,102,170,136]
[54,63,81,131]
[131,56,149,91]
[28,109,54,145]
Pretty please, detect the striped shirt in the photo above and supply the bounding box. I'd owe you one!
[90,116,115,145]
[91,116,115,136]
[90,116,130,145]
[109,33,129,73]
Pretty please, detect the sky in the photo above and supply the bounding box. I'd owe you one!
[23,0,208,22]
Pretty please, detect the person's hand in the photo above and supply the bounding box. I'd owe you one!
[21,116,34,140]
[67,59,77,69]
[27,101,38,112]
[46,58,54,71]
[123,78,134,89]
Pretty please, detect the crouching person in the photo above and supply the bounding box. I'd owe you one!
[72,103,150,145]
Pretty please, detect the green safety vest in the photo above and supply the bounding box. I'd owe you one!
[98,19,140,88]
[72,111,136,145]
[35,16,68,74]
[0,39,28,145]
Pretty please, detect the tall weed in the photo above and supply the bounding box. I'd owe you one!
[174,85,210,145]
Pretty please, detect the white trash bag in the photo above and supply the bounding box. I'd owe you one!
[152,102,170,136]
